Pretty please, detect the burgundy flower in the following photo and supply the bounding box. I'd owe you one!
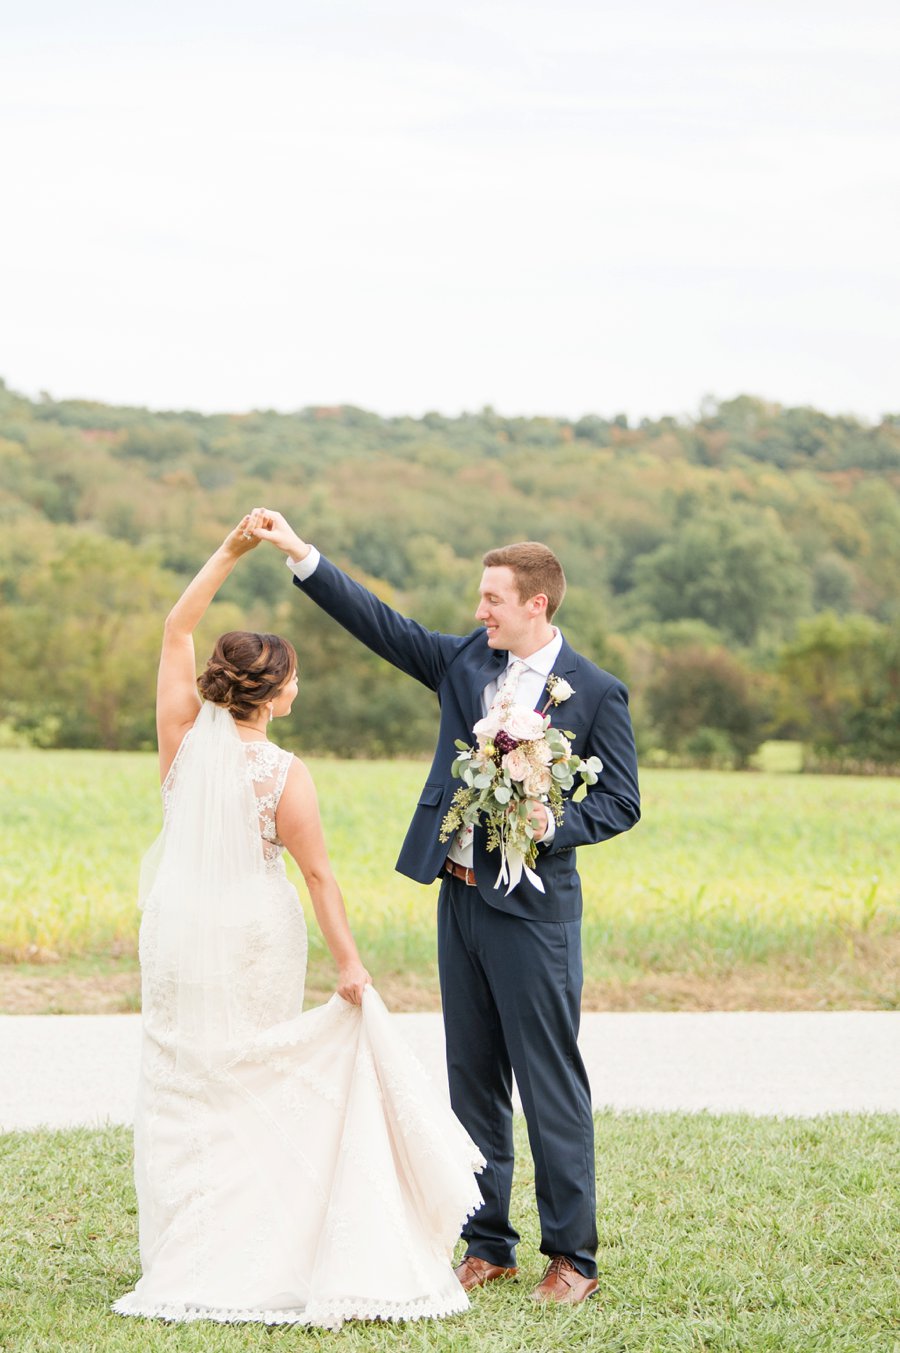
[494,729,520,755]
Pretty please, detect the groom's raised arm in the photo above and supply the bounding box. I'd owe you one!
[291,552,464,691]
[261,521,463,691]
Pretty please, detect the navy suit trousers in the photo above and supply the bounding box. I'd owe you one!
[437,874,598,1277]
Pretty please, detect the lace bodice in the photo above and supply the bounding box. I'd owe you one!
[162,730,294,869]
[243,740,294,866]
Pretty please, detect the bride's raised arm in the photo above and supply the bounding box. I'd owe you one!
[156,512,264,781]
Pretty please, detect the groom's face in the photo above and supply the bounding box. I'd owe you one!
[476,566,537,652]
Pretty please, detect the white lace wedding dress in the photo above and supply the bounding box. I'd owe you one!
[113,702,483,1329]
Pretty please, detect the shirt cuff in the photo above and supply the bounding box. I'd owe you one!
[285,546,320,581]
[541,811,556,844]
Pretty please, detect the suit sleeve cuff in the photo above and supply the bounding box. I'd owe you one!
[285,546,320,581]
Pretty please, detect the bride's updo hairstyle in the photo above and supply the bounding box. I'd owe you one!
[198,631,298,721]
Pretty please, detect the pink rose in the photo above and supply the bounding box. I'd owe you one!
[503,706,545,742]
[503,747,531,781]
[523,766,553,797]
[528,739,554,766]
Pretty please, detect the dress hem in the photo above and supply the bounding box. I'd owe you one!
[111,1288,470,1329]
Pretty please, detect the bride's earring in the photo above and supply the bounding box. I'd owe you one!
[267,702,274,723]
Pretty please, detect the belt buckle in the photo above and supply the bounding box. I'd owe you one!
[446,860,476,887]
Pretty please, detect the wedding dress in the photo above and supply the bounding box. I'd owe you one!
[113,701,483,1329]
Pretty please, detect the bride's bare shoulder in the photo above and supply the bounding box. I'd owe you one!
[276,754,327,816]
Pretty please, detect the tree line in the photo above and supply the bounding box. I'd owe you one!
[0,380,898,771]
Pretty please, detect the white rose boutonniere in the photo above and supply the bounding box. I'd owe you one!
[542,674,574,712]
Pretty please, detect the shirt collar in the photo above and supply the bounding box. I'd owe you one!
[508,629,563,679]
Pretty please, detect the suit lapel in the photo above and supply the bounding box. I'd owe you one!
[466,636,579,726]
[535,637,579,714]
[469,647,507,729]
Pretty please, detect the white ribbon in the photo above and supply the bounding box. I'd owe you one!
[493,838,545,895]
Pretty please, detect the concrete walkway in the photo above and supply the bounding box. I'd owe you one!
[2,1011,899,1131]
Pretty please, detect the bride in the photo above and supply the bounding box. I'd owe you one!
[113,512,483,1329]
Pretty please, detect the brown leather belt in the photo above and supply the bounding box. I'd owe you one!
[444,859,477,887]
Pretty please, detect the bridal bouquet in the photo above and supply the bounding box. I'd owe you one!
[439,677,602,895]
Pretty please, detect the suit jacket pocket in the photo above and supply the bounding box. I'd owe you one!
[417,782,444,807]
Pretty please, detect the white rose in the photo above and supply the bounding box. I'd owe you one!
[550,677,575,702]
[503,706,545,742]
[473,709,502,743]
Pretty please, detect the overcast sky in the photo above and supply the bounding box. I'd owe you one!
[3,0,898,422]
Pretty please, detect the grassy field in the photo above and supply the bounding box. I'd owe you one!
[1,750,898,1012]
[1,1113,897,1352]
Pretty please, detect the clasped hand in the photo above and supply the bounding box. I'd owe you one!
[225,507,317,566]
[225,510,272,555]
[247,508,310,562]
[527,801,550,840]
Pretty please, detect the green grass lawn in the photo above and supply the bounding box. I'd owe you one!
[2,750,898,1011]
[1,1114,897,1352]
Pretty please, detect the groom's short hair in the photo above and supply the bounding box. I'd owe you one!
[482,541,566,621]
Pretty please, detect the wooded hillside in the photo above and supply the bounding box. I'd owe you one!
[1,381,897,768]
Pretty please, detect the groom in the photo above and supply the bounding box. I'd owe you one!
[257,512,640,1304]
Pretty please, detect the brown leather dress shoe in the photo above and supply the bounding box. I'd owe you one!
[530,1255,599,1304]
[454,1255,519,1291]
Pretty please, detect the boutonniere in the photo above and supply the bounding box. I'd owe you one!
[541,673,574,715]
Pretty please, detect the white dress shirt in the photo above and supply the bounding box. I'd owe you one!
[287,551,561,867]
[288,547,321,582]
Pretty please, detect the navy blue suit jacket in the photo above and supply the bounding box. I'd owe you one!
[295,556,640,922]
